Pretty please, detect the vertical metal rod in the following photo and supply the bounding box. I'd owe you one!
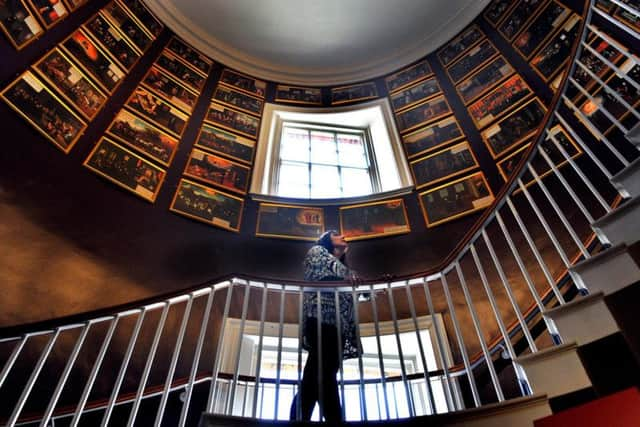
[440,274,481,407]
[422,279,456,411]
[454,262,504,401]
[206,282,235,413]
[71,316,119,427]
[481,229,537,352]
[505,198,565,304]
[333,289,346,420]
[227,281,251,416]
[8,329,61,426]
[375,382,382,420]
[252,283,269,418]
[273,285,286,419]
[587,24,640,64]
[101,309,147,427]
[242,381,249,416]
[351,286,367,420]
[569,74,628,133]
[0,336,27,389]
[580,36,640,92]
[593,6,640,39]
[404,281,436,414]
[296,289,303,421]
[316,290,324,421]
[179,286,215,427]
[40,324,91,427]
[392,381,399,418]
[526,164,591,258]
[155,295,194,426]
[127,303,170,426]
[369,285,391,419]
[386,283,415,417]
[545,130,611,212]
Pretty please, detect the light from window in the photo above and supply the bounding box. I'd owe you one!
[276,124,376,199]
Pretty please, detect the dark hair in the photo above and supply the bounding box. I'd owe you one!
[316,230,347,265]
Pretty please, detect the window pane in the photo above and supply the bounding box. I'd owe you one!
[338,133,368,167]
[280,127,309,162]
[278,161,309,198]
[310,131,338,165]
[310,164,340,198]
[341,167,372,196]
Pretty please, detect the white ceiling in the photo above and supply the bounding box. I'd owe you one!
[144,0,491,85]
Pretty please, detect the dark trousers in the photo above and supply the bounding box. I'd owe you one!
[290,319,342,423]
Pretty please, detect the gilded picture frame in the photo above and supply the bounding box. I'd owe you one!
[183,148,251,194]
[213,85,264,117]
[0,0,44,50]
[166,36,213,75]
[410,141,479,190]
[331,82,378,105]
[124,85,190,138]
[195,123,255,165]
[275,85,322,105]
[219,69,266,98]
[438,25,485,67]
[402,116,465,159]
[467,74,533,129]
[396,94,452,134]
[205,102,260,139]
[339,199,411,241]
[256,203,325,241]
[141,66,199,113]
[385,59,433,94]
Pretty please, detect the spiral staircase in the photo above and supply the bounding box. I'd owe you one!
[2,1,640,426]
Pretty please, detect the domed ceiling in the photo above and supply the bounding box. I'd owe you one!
[144,0,491,85]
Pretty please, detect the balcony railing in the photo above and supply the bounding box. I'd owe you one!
[1,0,639,425]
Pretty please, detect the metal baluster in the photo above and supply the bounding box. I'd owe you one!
[242,381,249,416]
[370,284,390,419]
[580,36,640,93]
[0,336,27,389]
[545,129,611,213]
[101,308,147,426]
[351,286,367,420]
[454,262,504,401]
[334,289,346,421]
[386,283,415,417]
[227,281,251,416]
[179,285,216,427]
[274,284,286,419]
[155,293,194,426]
[404,281,436,414]
[128,302,170,426]
[587,24,640,67]
[505,197,566,304]
[569,74,628,134]
[422,278,457,411]
[252,283,269,418]
[71,316,119,427]
[206,281,235,413]
[296,289,303,421]
[40,324,91,427]
[8,329,61,425]
[316,290,324,421]
[441,273,481,407]
[591,7,640,46]
[525,163,591,258]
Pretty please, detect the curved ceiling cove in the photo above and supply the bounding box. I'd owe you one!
[144,0,492,85]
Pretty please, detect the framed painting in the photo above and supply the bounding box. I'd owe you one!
[26,0,68,29]
[456,55,515,104]
[496,140,531,181]
[166,36,213,75]
[483,0,518,27]
[213,85,264,116]
[396,94,452,134]
[1,70,86,153]
[613,1,640,32]
[154,50,207,92]
[498,0,547,41]
[170,179,244,232]
[63,0,87,10]
[446,39,498,84]
[125,86,190,137]
[205,102,260,139]
[530,14,581,82]
[101,1,152,52]
[107,108,179,166]
[195,123,255,165]
[467,74,533,129]
[410,141,479,189]
[339,199,410,241]
[595,0,616,13]
[438,25,485,67]
[419,172,495,227]
[83,13,141,71]
[141,66,198,113]
[256,203,325,241]
[32,47,107,121]
[513,0,571,59]
[390,77,441,112]
[219,69,266,98]
[275,85,322,105]
[402,116,465,159]
[117,0,163,38]
[183,148,250,194]
[331,82,378,105]
[84,137,165,202]
[482,97,547,158]
[385,59,433,94]
[0,0,43,50]
[60,28,125,94]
